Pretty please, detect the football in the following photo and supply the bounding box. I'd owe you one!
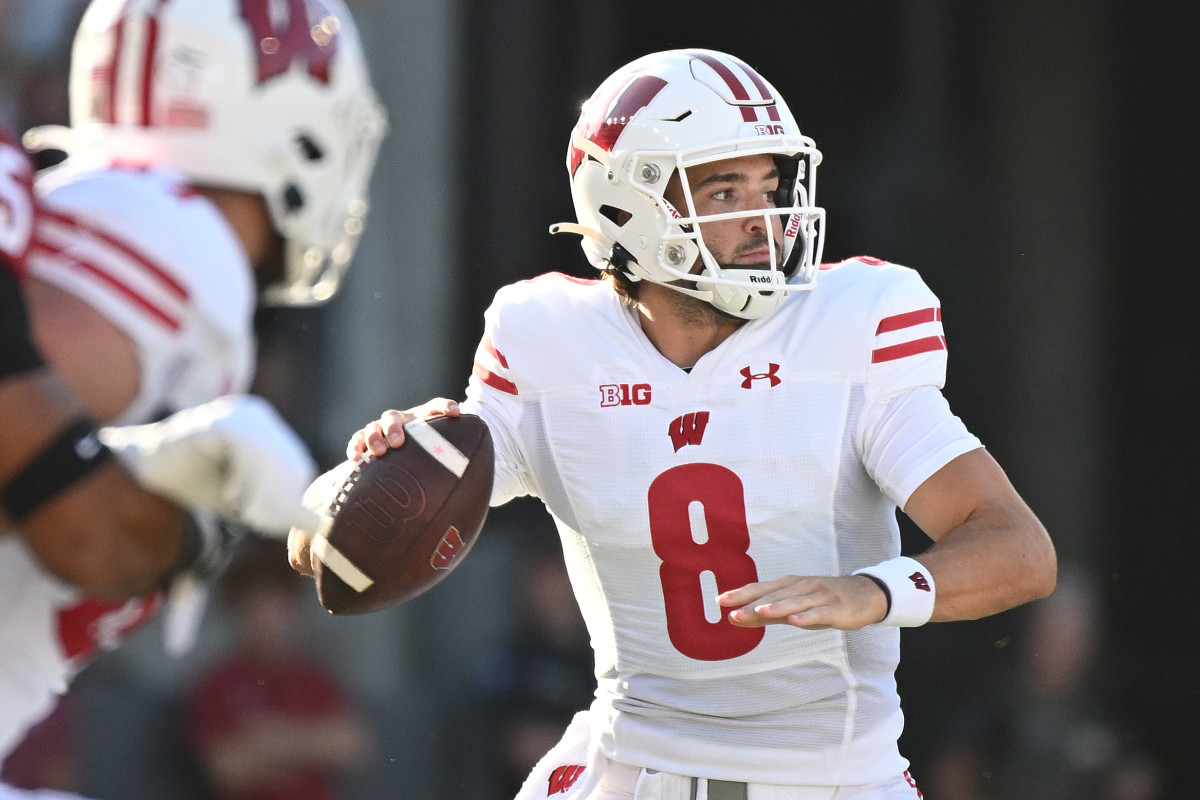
[312,413,494,615]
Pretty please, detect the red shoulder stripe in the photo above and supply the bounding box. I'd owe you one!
[38,208,189,300]
[481,333,508,369]
[473,361,518,396]
[30,238,182,331]
[871,335,946,364]
[876,306,941,335]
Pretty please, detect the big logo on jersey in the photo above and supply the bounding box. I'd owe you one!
[238,0,341,85]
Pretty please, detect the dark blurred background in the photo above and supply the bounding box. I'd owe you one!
[2,0,1196,798]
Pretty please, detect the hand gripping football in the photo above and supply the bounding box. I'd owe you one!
[312,414,493,615]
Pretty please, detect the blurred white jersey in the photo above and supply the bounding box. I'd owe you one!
[0,163,256,761]
[462,258,982,786]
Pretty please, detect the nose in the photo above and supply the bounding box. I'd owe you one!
[742,200,779,236]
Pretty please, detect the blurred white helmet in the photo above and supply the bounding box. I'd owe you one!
[552,49,824,320]
[27,0,388,305]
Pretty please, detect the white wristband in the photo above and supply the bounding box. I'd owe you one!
[853,556,936,627]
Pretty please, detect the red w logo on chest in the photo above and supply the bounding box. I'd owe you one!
[668,411,710,452]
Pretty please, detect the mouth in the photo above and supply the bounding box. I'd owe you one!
[726,245,779,269]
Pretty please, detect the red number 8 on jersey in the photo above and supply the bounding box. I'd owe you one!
[648,463,765,661]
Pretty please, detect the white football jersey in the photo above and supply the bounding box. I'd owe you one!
[462,258,982,785]
[0,163,256,762]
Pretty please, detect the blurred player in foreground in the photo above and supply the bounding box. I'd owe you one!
[293,49,1055,800]
[2,115,318,800]
[1,0,386,796]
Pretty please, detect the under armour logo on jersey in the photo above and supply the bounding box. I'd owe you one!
[547,764,585,795]
[430,527,464,570]
[739,363,781,389]
[908,571,931,592]
[668,411,710,451]
[238,0,341,85]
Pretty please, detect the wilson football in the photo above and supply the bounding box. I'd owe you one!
[312,413,493,615]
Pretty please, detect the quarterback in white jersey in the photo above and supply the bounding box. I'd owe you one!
[465,258,977,788]
[291,49,1054,800]
[1,0,384,788]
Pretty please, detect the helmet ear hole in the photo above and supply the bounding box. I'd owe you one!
[283,184,305,213]
[599,205,629,226]
[295,134,325,161]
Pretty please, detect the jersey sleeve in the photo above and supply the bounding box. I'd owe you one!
[461,287,535,506]
[859,266,981,507]
[28,168,256,423]
[860,385,981,508]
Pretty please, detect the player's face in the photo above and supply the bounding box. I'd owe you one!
[666,153,783,271]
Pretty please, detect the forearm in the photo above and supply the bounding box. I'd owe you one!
[900,447,1057,623]
[20,464,187,597]
[914,500,1056,622]
[2,371,187,596]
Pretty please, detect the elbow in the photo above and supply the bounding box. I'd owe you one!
[1025,526,1059,603]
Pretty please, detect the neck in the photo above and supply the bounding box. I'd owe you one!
[636,283,744,369]
[194,186,275,266]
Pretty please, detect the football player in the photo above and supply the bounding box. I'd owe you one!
[1,0,385,793]
[293,49,1056,799]
[2,123,202,599]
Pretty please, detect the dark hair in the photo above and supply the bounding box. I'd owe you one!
[602,266,639,305]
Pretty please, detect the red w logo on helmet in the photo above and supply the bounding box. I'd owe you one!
[238,0,341,85]
[568,74,667,176]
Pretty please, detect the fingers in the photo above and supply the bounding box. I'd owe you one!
[345,399,462,460]
[719,575,822,628]
[348,411,403,460]
[411,397,461,420]
[717,575,797,608]
[718,575,884,631]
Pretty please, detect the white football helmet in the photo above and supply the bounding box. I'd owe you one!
[25,0,387,306]
[551,49,825,320]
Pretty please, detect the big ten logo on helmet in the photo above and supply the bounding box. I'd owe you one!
[238,0,342,85]
[754,123,786,136]
[599,383,651,407]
